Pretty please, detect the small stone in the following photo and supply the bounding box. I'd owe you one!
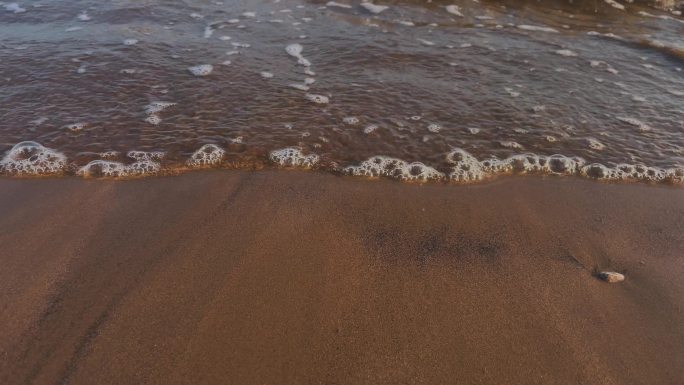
[598,271,625,283]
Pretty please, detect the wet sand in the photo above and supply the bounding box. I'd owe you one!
[1,171,683,385]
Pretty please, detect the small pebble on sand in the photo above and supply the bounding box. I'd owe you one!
[598,271,625,283]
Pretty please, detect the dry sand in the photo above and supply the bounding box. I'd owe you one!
[0,170,683,385]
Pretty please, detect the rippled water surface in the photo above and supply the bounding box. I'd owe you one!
[1,0,683,182]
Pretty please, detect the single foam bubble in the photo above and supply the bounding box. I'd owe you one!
[0,141,67,176]
[145,114,162,125]
[345,156,443,182]
[305,93,329,104]
[270,147,320,168]
[187,144,225,167]
[360,2,388,14]
[188,64,213,76]
[445,5,464,17]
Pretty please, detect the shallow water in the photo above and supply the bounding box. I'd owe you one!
[1,0,683,182]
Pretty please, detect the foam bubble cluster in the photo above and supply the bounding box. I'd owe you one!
[269,147,320,168]
[285,44,311,66]
[0,141,67,176]
[188,64,213,76]
[187,144,225,167]
[339,148,682,184]
[345,156,443,182]
[78,151,163,177]
[4,3,26,13]
[305,93,329,104]
[360,2,389,14]
[145,101,176,114]
[445,5,464,17]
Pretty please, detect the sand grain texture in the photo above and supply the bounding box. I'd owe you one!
[0,171,683,385]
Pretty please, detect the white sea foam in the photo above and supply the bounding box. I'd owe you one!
[4,3,26,13]
[445,5,463,17]
[78,151,162,177]
[326,1,352,9]
[517,24,558,33]
[127,151,164,161]
[617,117,652,132]
[587,138,606,150]
[604,0,625,10]
[269,147,320,168]
[0,141,67,176]
[77,11,91,21]
[145,101,176,115]
[203,26,214,38]
[305,93,329,104]
[360,2,388,14]
[260,71,274,79]
[427,124,442,133]
[65,122,87,132]
[343,116,359,125]
[343,156,444,182]
[187,144,225,167]
[145,114,162,125]
[364,124,378,134]
[555,49,577,57]
[345,156,443,182]
[123,39,138,46]
[188,64,213,76]
[285,43,311,67]
[590,60,619,74]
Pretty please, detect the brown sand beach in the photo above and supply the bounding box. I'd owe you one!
[1,171,683,385]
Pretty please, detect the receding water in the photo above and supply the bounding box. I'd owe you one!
[1,0,683,182]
